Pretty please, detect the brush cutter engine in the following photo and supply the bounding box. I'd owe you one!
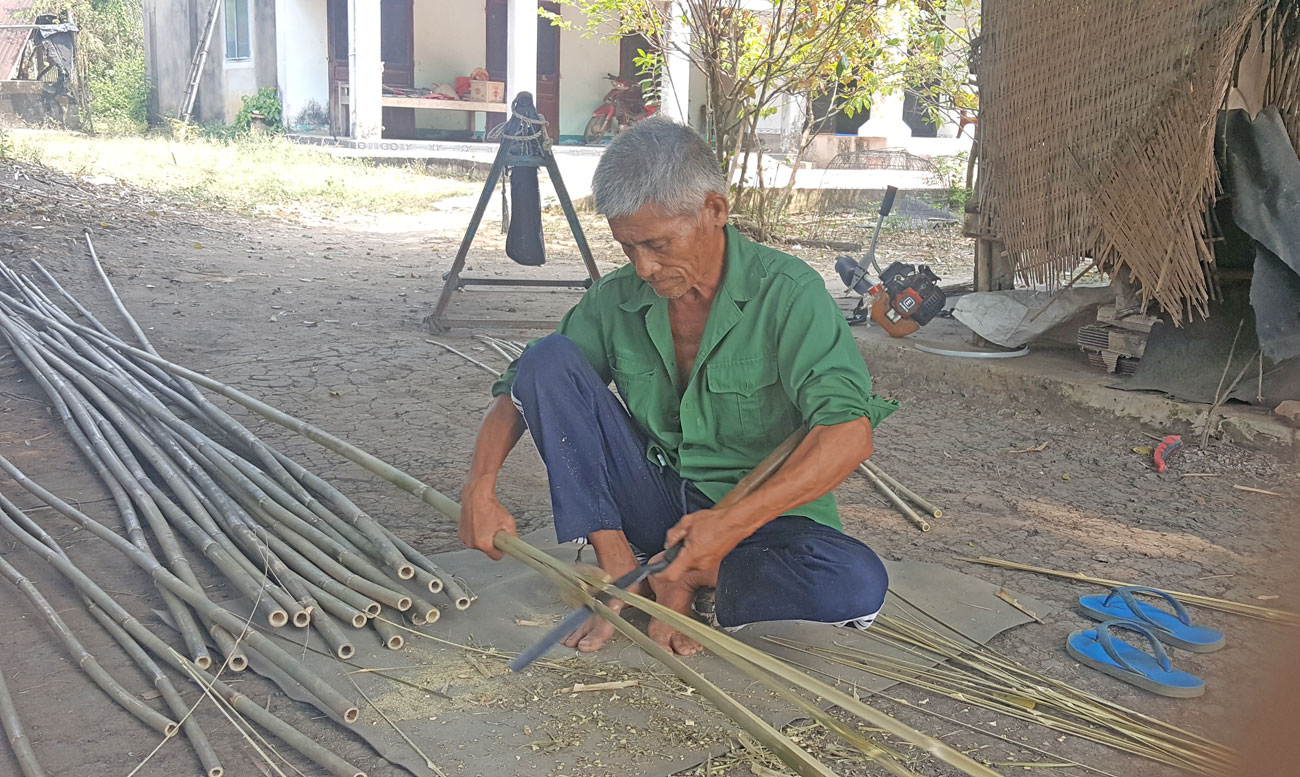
[874,262,945,326]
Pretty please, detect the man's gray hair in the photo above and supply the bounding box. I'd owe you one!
[591,118,728,219]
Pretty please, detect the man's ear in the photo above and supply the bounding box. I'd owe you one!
[702,191,730,228]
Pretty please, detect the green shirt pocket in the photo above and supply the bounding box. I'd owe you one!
[611,350,657,415]
[706,355,792,445]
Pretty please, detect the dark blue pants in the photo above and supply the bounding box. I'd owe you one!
[510,335,889,628]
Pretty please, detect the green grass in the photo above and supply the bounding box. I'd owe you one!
[9,130,476,217]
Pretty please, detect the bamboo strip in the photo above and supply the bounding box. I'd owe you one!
[505,535,1002,777]
[956,556,1300,625]
[500,536,841,777]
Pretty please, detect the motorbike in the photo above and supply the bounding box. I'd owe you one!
[584,74,657,144]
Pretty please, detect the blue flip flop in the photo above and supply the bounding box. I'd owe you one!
[1079,586,1225,652]
[1066,620,1205,698]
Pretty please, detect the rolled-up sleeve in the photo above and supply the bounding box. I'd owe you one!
[775,278,898,430]
[491,283,610,397]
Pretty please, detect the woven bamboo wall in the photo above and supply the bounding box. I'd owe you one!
[977,0,1264,323]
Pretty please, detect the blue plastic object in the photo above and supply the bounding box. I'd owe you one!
[1066,619,1205,698]
[1079,587,1225,652]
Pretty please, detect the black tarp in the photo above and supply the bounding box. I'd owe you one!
[1114,108,1300,404]
[1222,107,1300,363]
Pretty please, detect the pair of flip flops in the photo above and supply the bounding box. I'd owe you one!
[1066,586,1224,698]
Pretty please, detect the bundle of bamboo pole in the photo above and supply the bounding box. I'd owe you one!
[0,244,480,777]
[0,237,1011,777]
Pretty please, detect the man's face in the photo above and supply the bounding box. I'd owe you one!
[607,196,729,300]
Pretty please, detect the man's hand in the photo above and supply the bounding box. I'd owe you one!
[659,506,749,584]
[458,481,517,560]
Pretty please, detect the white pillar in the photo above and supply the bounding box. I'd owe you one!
[348,0,382,140]
[856,5,912,147]
[659,1,691,123]
[856,90,912,146]
[507,0,538,106]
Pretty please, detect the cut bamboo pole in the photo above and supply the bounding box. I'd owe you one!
[0,655,46,777]
[857,464,930,531]
[956,556,1300,625]
[0,455,360,723]
[371,613,406,650]
[861,460,943,518]
[81,242,415,582]
[5,325,297,628]
[0,553,179,737]
[0,492,225,776]
[0,319,215,668]
[0,505,365,777]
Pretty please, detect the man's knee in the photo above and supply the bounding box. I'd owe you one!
[513,334,585,401]
[716,530,888,627]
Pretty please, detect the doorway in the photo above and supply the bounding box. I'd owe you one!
[326,0,415,138]
[486,0,561,140]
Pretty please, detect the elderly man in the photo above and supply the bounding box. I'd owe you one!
[459,118,896,656]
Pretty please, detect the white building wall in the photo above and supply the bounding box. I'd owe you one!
[413,0,485,133]
[557,25,619,140]
[276,0,329,129]
[687,63,707,131]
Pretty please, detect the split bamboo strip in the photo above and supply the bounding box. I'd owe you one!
[857,464,930,531]
[956,556,1300,625]
[499,534,842,777]
[861,460,943,518]
[507,535,1004,777]
[767,634,1224,775]
[425,338,499,375]
[0,655,45,777]
[509,543,918,776]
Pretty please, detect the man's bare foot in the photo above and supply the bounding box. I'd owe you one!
[648,617,704,655]
[562,611,618,652]
[647,566,713,656]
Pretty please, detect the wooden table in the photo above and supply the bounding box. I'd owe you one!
[339,84,507,134]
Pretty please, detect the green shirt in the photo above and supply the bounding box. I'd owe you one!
[493,224,898,530]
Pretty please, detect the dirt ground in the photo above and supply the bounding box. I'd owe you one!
[1,157,1297,777]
